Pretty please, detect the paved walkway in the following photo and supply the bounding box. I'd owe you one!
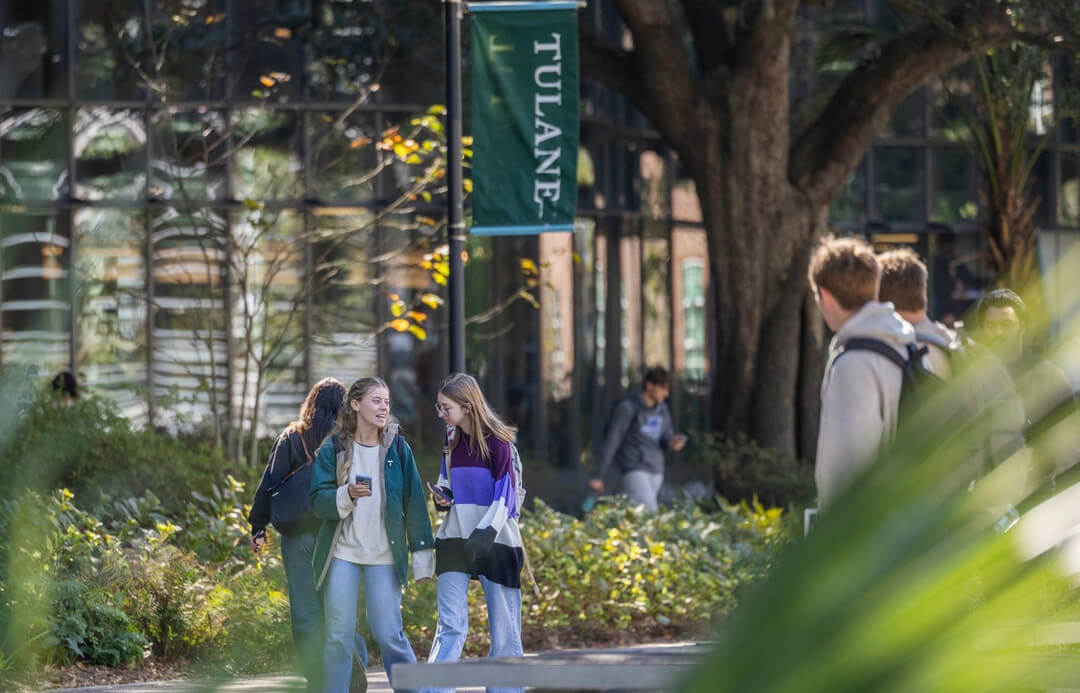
[41,667,483,692]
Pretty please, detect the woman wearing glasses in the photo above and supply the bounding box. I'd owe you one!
[308,377,435,693]
[425,373,524,693]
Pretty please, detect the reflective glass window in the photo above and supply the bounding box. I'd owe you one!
[830,159,867,224]
[931,147,976,223]
[0,108,69,201]
[74,0,145,100]
[642,222,670,370]
[74,208,148,422]
[0,3,69,98]
[874,146,924,222]
[1060,152,1079,227]
[309,110,379,202]
[150,207,228,432]
[1,208,70,374]
[229,108,301,201]
[74,108,147,201]
[151,109,229,201]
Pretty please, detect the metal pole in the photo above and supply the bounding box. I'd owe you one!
[445,0,467,374]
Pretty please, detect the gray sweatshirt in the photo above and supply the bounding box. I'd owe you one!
[593,392,674,479]
[815,301,915,507]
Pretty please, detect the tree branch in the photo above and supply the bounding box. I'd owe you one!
[790,3,1014,203]
[677,0,733,74]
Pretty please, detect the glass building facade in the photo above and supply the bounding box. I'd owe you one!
[2,1,1077,473]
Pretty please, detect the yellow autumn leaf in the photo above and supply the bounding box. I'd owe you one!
[520,258,538,275]
[259,75,276,87]
[388,293,400,301]
[408,324,427,341]
[390,318,410,332]
[462,135,474,146]
[420,293,444,308]
[421,191,432,203]
[390,300,406,317]
[428,105,447,115]
[393,143,409,159]
[463,179,474,194]
[405,153,422,164]
[420,260,433,270]
[435,261,449,277]
[349,137,371,149]
[273,27,292,39]
[432,272,448,286]
[406,311,427,323]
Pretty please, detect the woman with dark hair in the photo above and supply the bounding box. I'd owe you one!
[249,376,353,693]
[309,377,434,692]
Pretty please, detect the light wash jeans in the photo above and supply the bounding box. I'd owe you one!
[323,559,415,693]
[423,571,523,693]
[622,470,663,511]
[282,533,368,693]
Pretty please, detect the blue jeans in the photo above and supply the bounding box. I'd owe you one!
[323,559,415,693]
[281,532,368,693]
[424,572,523,693]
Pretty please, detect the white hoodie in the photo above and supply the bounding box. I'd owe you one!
[815,301,916,507]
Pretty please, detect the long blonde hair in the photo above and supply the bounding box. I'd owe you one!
[336,377,394,448]
[439,373,516,460]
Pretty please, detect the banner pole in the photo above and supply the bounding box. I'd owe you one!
[445,0,467,374]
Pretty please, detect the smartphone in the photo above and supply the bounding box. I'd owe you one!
[427,481,453,504]
[354,474,372,490]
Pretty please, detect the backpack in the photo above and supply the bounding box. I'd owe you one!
[840,338,947,426]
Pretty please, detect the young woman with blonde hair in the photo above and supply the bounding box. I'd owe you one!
[308,377,435,692]
[425,373,524,693]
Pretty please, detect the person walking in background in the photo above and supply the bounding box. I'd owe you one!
[425,373,525,693]
[249,377,356,693]
[588,366,687,512]
[308,378,434,693]
[808,236,917,507]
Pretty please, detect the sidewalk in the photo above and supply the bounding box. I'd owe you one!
[40,667,483,693]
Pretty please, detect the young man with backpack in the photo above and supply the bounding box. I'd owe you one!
[808,236,919,508]
[589,366,687,511]
[878,249,1026,476]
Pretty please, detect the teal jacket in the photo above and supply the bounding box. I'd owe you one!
[308,423,434,590]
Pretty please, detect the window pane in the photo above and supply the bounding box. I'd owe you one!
[0,108,69,201]
[639,149,669,221]
[672,160,702,224]
[74,208,148,422]
[929,70,973,142]
[230,108,302,201]
[150,208,228,431]
[228,208,305,435]
[931,148,976,223]
[619,229,640,387]
[642,227,670,370]
[881,90,924,139]
[1060,153,1079,227]
[1,209,70,374]
[678,254,707,380]
[874,146,924,222]
[151,0,227,101]
[229,0,305,101]
[151,109,229,201]
[74,0,145,100]
[829,159,866,224]
[309,208,377,387]
[309,111,379,202]
[0,4,69,98]
[74,108,147,201]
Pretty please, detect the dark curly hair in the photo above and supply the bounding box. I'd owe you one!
[293,377,347,453]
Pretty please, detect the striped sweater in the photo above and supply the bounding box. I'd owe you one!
[434,428,524,588]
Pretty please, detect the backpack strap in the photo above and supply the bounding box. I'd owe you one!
[841,337,910,370]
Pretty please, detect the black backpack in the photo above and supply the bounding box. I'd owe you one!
[840,338,947,425]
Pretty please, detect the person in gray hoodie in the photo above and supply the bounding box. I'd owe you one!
[809,236,916,507]
[589,366,687,511]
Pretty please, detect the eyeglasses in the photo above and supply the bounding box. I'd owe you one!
[435,403,458,416]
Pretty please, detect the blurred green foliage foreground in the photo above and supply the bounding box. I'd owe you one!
[0,374,786,685]
[682,253,1080,692]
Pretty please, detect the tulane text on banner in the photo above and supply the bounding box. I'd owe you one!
[469,2,579,235]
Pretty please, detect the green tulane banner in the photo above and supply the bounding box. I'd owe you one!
[469,1,579,236]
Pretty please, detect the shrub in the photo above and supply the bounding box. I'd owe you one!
[686,432,816,508]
